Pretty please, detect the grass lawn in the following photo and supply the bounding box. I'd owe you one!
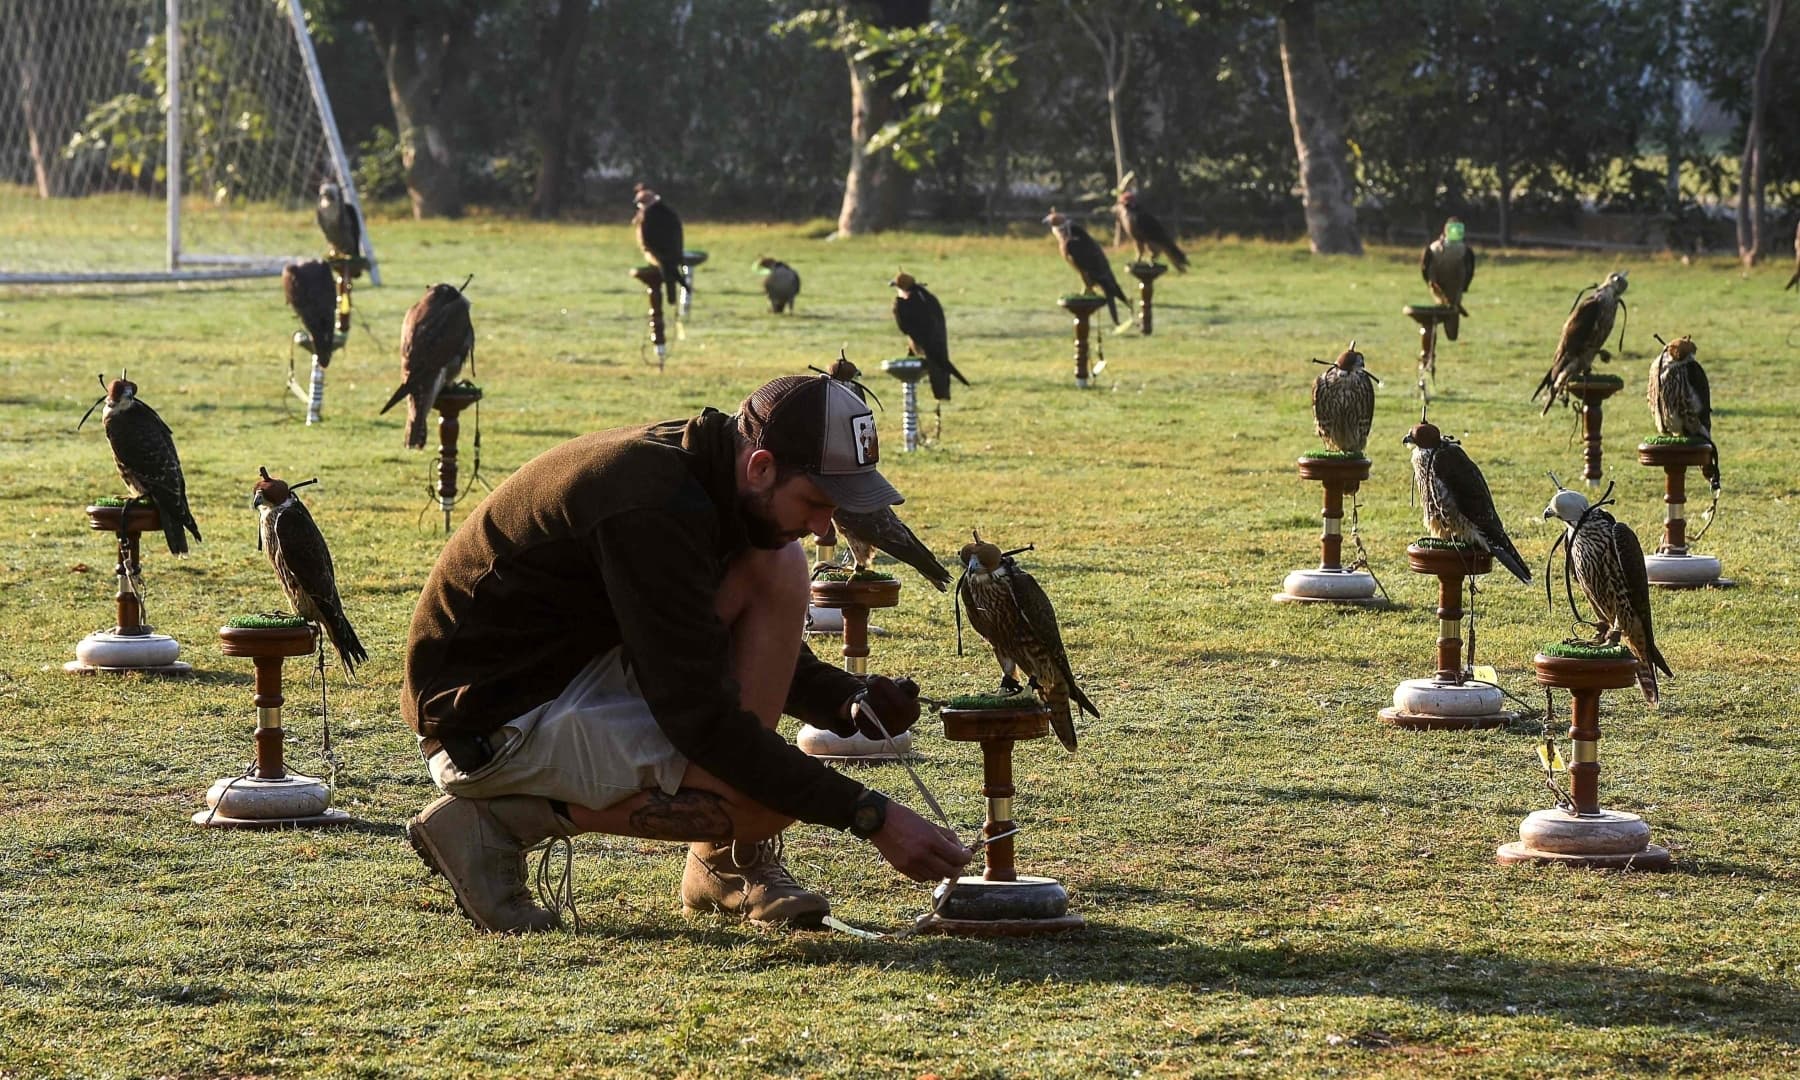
[1,212,1797,1078]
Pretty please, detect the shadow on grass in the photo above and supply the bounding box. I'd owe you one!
[907,928,1797,1044]
[545,914,1797,1044]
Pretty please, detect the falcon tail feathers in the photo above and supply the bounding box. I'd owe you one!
[324,609,368,676]
[1445,311,1460,341]
[159,507,190,556]
[1047,699,1078,752]
[1490,541,1532,585]
[1637,661,1661,707]
[379,382,409,415]
[405,395,428,450]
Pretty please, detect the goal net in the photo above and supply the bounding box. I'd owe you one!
[0,0,377,284]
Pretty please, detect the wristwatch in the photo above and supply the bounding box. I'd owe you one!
[848,790,889,839]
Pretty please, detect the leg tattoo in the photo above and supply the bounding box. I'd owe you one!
[626,790,733,842]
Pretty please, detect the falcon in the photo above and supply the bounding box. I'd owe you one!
[283,260,338,367]
[1545,487,1671,705]
[889,271,969,422]
[253,467,367,677]
[1043,209,1128,325]
[78,376,200,556]
[1647,334,1720,491]
[633,184,686,305]
[1420,217,1476,340]
[956,534,1098,751]
[756,256,800,314]
[826,509,951,592]
[1533,271,1628,415]
[1401,421,1530,584]
[316,181,361,260]
[1310,342,1377,454]
[1115,191,1189,271]
[381,280,474,449]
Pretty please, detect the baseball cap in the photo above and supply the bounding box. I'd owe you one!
[738,373,903,513]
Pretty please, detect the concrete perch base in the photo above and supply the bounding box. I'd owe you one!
[1273,568,1384,606]
[1645,552,1727,589]
[193,773,354,829]
[1496,809,1671,870]
[68,630,190,674]
[1381,678,1512,730]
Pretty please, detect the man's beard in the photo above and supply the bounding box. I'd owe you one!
[738,489,798,550]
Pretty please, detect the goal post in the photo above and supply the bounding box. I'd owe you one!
[0,0,379,286]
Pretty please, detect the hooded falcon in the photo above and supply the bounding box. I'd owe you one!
[1115,191,1189,272]
[1043,209,1128,325]
[1402,421,1531,584]
[81,377,201,556]
[1647,334,1720,491]
[1311,342,1377,454]
[253,467,367,677]
[957,534,1098,751]
[316,181,361,260]
[889,271,969,407]
[1533,271,1628,415]
[1545,488,1670,705]
[283,260,338,367]
[381,280,474,449]
[756,256,800,314]
[633,184,686,305]
[1420,217,1476,341]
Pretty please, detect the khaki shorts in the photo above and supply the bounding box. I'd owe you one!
[423,647,688,811]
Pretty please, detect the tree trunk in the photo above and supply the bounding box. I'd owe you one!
[7,4,72,197]
[836,48,909,235]
[1277,0,1362,255]
[835,1,928,237]
[1496,163,1514,248]
[369,10,471,220]
[530,0,592,219]
[1738,0,1784,267]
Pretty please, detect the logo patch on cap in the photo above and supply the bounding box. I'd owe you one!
[852,413,878,465]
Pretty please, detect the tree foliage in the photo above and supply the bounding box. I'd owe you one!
[258,0,1799,238]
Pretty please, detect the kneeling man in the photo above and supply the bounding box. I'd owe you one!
[402,371,969,931]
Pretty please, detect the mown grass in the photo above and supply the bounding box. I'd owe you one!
[1,212,1798,1078]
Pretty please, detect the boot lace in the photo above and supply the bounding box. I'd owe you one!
[532,835,582,933]
[729,835,798,888]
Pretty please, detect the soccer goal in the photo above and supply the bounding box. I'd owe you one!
[0,0,378,285]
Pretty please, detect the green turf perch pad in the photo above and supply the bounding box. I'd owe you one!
[1539,641,1634,661]
[942,692,1038,711]
[813,568,897,583]
[1412,536,1478,551]
[226,613,310,630]
[1301,449,1369,461]
[1643,433,1708,445]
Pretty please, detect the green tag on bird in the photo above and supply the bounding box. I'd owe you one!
[1446,221,1466,243]
[1472,665,1498,685]
[1537,743,1554,774]
[1552,747,1567,772]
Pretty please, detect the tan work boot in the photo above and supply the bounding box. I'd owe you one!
[406,794,569,933]
[680,834,830,927]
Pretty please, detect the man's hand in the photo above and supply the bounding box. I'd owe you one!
[868,801,972,882]
[846,675,921,739]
